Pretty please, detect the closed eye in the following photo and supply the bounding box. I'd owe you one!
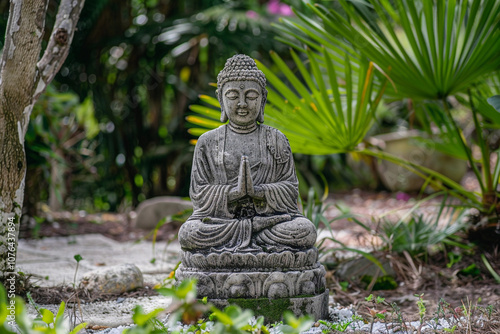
[225,91,238,100]
[246,91,259,100]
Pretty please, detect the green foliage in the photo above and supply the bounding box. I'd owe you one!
[378,195,469,257]
[319,316,357,333]
[279,312,314,334]
[486,95,500,115]
[209,305,261,334]
[25,86,99,211]
[459,264,481,277]
[480,253,500,283]
[260,51,387,154]
[0,284,86,334]
[156,278,197,303]
[52,0,296,206]
[187,51,387,155]
[313,0,500,100]
[415,294,426,323]
[360,275,398,291]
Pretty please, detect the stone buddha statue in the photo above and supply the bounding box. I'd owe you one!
[178,54,317,254]
[176,55,328,321]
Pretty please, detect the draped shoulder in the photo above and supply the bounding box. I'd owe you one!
[261,125,292,164]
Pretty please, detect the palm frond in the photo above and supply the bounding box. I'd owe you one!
[186,50,387,155]
[280,0,500,100]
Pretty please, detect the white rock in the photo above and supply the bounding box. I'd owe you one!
[81,263,143,295]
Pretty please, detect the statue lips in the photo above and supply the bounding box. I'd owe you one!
[236,109,249,117]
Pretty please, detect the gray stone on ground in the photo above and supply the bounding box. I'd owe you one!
[17,234,181,327]
[81,263,143,295]
[17,234,181,287]
[134,196,192,229]
[335,253,395,281]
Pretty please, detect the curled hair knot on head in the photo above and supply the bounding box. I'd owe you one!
[216,54,267,123]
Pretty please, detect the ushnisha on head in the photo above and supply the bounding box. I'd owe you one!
[216,54,268,124]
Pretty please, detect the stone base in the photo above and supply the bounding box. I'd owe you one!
[210,290,329,323]
[176,264,326,299]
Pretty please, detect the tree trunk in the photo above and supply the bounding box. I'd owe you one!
[0,0,85,287]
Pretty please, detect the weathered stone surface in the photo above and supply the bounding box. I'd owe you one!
[336,254,395,281]
[370,130,467,192]
[176,54,328,319]
[81,263,143,295]
[134,196,192,229]
[176,264,326,299]
[210,290,330,322]
[180,248,318,271]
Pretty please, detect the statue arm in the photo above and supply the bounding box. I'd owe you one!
[190,134,233,218]
[255,129,300,214]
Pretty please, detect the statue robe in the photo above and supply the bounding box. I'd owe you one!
[179,124,315,252]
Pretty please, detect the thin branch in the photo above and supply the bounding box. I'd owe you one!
[35,0,86,101]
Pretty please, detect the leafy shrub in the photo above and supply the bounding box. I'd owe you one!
[0,284,86,334]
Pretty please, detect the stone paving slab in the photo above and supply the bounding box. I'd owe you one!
[17,234,181,327]
[26,295,173,327]
[17,234,181,286]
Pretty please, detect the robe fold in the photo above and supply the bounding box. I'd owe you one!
[179,124,315,252]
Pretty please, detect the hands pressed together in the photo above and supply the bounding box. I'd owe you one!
[228,155,265,202]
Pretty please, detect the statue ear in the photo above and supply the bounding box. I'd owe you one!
[217,89,228,123]
[257,89,267,123]
[220,110,228,123]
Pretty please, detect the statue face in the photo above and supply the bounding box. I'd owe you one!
[222,80,262,126]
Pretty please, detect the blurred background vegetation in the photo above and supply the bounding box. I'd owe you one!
[2,0,352,215]
[2,0,500,229]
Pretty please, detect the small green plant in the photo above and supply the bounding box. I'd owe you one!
[389,302,409,334]
[363,294,390,333]
[319,317,355,333]
[122,305,166,334]
[136,209,192,264]
[415,294,426,333]
[0,283,86,334]
[480,253,500,283]
[279,312,314,334]
[378,195,469,259]
[72,255,82,288]
[209,305,267,334]
[447,252,462,268]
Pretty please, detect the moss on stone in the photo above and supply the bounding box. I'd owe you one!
[227,297,292,323]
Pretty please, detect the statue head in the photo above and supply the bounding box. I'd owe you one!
[216,54,267,124]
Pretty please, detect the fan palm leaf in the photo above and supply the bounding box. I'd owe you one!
[186,50,387,154]
[279,0,500,100]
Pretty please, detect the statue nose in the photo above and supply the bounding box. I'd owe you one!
[238,100,248,108]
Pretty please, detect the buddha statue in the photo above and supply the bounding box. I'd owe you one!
[176,55,328,320]
[178,54,317,254]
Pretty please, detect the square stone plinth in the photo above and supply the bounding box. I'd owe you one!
[209,289,329,323]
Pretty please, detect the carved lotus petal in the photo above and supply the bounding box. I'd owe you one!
[294,252,307,268]
[223,273,255,298]
[218,252,232,267]
[196,274,215,298]
[281,251,293,268]
[246,254,258,268]
[233,253,247,267]
[191,253,206,269]
[297,271,315,295]
[306,249,317,266]
[256,253,268,267]
[265,253,281,268]
[206,253,218,268]
[263,272,290,297]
